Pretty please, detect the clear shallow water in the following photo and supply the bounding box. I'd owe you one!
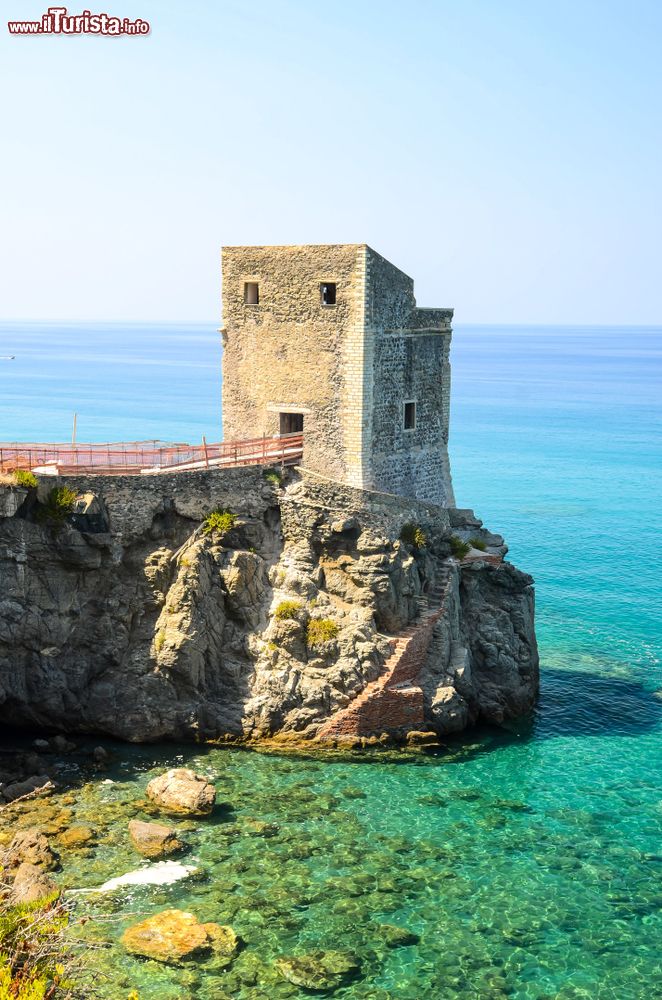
[1,321,661,998]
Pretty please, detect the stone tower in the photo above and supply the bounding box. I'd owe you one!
[221,243,455,506]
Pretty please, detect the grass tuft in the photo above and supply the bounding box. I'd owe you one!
[13,470,38,489]
[202,508,236,536]
[449,535,471,559]
[37,486,77,524]
[274,600,303,621]
[400,523,428,549]
[306,618,339,648]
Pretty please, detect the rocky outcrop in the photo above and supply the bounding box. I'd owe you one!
[0,468,538,745]
[3,828,59,871]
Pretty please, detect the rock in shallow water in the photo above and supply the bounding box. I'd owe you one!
[146,768,216,816]
[128,818,186,858]
[376,923,420,947]
[10,862,58,904]
[275,950,361,991]
[121,908,239,965]
[3,828,59,870]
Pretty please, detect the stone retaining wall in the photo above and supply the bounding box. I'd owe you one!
[46,465,277,543]
[283,467,451,541]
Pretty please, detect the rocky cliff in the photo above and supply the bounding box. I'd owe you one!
[0,468,538,746]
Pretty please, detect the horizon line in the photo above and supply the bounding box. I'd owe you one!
[1,318,661,330]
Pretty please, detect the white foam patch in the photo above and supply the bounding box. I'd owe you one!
[69,860,197,894]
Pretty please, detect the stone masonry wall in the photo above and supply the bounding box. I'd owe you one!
[48,465,276,543]
[221,244,365,484]
[364,247,455,505]
[221,243,456,508]
[283,468,451,541]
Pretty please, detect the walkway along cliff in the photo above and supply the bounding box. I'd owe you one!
[0,244,538,747]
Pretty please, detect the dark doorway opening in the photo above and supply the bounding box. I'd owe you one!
[280,412,304,435]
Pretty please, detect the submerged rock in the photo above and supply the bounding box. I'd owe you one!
[121,909,238,965]
[146,769,216,816]
[58,825,96,850]
[375,923,420,947]
[275,950,361,991]
[128,819,185,858]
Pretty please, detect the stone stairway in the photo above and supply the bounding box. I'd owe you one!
[317,564,451,741]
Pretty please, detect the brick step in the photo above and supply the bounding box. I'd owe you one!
[317,574,451,741]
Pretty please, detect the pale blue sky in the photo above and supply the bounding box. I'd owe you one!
[1,0,660,323]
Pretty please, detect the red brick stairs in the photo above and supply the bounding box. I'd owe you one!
[317,565,451,741]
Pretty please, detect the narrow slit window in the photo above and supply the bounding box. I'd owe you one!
[244,282,259,305]
[404,401,416,430]
[320,282,336,306]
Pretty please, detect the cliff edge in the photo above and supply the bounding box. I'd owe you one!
[0,468,538,746]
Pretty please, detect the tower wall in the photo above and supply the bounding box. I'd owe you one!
[221,244,455,506]
[363,248,455,505]
[221,244,364,482]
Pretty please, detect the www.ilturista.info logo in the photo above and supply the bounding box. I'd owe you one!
[8,6,150,35]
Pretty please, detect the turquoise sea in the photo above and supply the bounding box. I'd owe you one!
[0,321,661,998]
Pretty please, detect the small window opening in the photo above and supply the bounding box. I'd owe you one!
[244,282,259,305]
[320,282,336,306]
[404,401,416,430]
[280,412,304,435]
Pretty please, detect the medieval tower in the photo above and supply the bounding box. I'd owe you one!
[221,244,455,507]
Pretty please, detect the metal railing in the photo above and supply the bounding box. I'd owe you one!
[0,433,304,476]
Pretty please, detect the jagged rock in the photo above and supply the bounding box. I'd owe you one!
[146,769,216,816]
[128,819,185,858]
[10,862,58,904]
[0,486,28,519]
[4,828,59,870]
[121,909,238,965]
[430,685,471,734]
[0,472,537,744]
[275,950,361,990]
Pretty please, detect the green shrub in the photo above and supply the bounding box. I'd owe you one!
[203,508,236,536]
[262,468,282,485]
[0,892,75,999]
[154,631,166,652]
[38,486,77,524]
[449,535,471,559]
[469,536,487,551]
[307,618,339,647]
[274,600,302,621]
[400,523,428,549]
[13,469,38,489]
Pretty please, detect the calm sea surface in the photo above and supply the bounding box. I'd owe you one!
[0,321,660,998]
